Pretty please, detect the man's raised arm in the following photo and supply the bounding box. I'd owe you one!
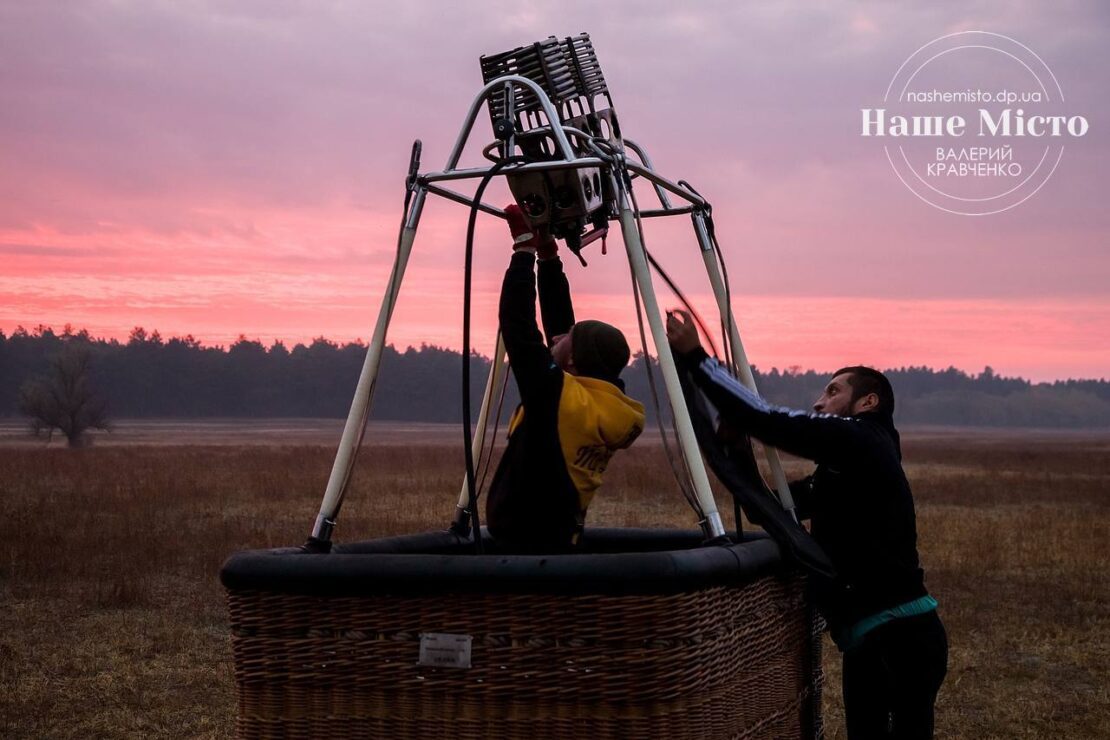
[537,255,575,345]
[499,206,562,403]
[667,311,875,465]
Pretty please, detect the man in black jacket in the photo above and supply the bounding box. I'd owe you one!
[666,308,947,740]
[485,205,645,552]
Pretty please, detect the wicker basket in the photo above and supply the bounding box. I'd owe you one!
[221,528,823,739]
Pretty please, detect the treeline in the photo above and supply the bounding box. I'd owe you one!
[2,325,1108,428]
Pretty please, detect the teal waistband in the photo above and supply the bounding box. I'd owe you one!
[836,595,938,652]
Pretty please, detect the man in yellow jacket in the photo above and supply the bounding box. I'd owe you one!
[486,205,645,552]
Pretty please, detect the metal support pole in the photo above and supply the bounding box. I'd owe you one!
[444,75,575,171]
[422,157,605,184]
[692,211,797,517]
[618,198,726,540]
[307,188,428,547]
[623,138,673,210]
[451,332,508,532]
[424,183,504,217]
[624,161,708,208]
[636,206,696,218]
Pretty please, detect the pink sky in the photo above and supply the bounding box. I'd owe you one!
[1,2,1107,381]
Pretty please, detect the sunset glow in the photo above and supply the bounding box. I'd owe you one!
[2,3,1107,381]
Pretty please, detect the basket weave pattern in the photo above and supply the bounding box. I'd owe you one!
[227,572,823,739]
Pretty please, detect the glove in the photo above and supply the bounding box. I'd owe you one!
[536,234,559,261]
[505,204,557,259]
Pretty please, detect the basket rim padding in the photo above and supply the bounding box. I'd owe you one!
[219,527,787,598]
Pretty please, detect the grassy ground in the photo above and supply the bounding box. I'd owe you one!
[0,427,1107,738]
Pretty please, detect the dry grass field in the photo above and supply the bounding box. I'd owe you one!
[0,424,1108,738]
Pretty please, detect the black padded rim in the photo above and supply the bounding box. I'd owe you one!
[219,528,787,597]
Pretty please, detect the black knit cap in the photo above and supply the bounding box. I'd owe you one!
[571,320,630,382]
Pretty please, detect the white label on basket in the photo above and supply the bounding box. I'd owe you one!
[418,633,472,669]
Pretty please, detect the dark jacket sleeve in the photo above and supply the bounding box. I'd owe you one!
[500,251,563,403]
[789,475,816,520]
[536,256,575,345]
[677,347,877,465]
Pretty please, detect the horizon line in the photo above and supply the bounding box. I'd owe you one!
[4,322,1107,385]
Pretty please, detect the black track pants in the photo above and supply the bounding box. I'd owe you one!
[842,610,948,740]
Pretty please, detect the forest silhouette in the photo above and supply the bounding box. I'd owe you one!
[2,325,1107,428]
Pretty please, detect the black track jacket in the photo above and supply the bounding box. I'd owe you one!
[485,252,644,551]
[677,346,928,632]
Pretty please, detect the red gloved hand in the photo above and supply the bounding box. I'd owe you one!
[536,233,558,261]
[505,204,537,250]
[505,204,557,258]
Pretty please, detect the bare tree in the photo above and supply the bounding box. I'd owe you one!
[19,343,110,447]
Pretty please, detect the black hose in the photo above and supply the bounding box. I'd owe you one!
[462,157,524,553]
[679,179,737,375]
[475,364,510,501]
[643,250,720,360]
[678,180,779,518]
